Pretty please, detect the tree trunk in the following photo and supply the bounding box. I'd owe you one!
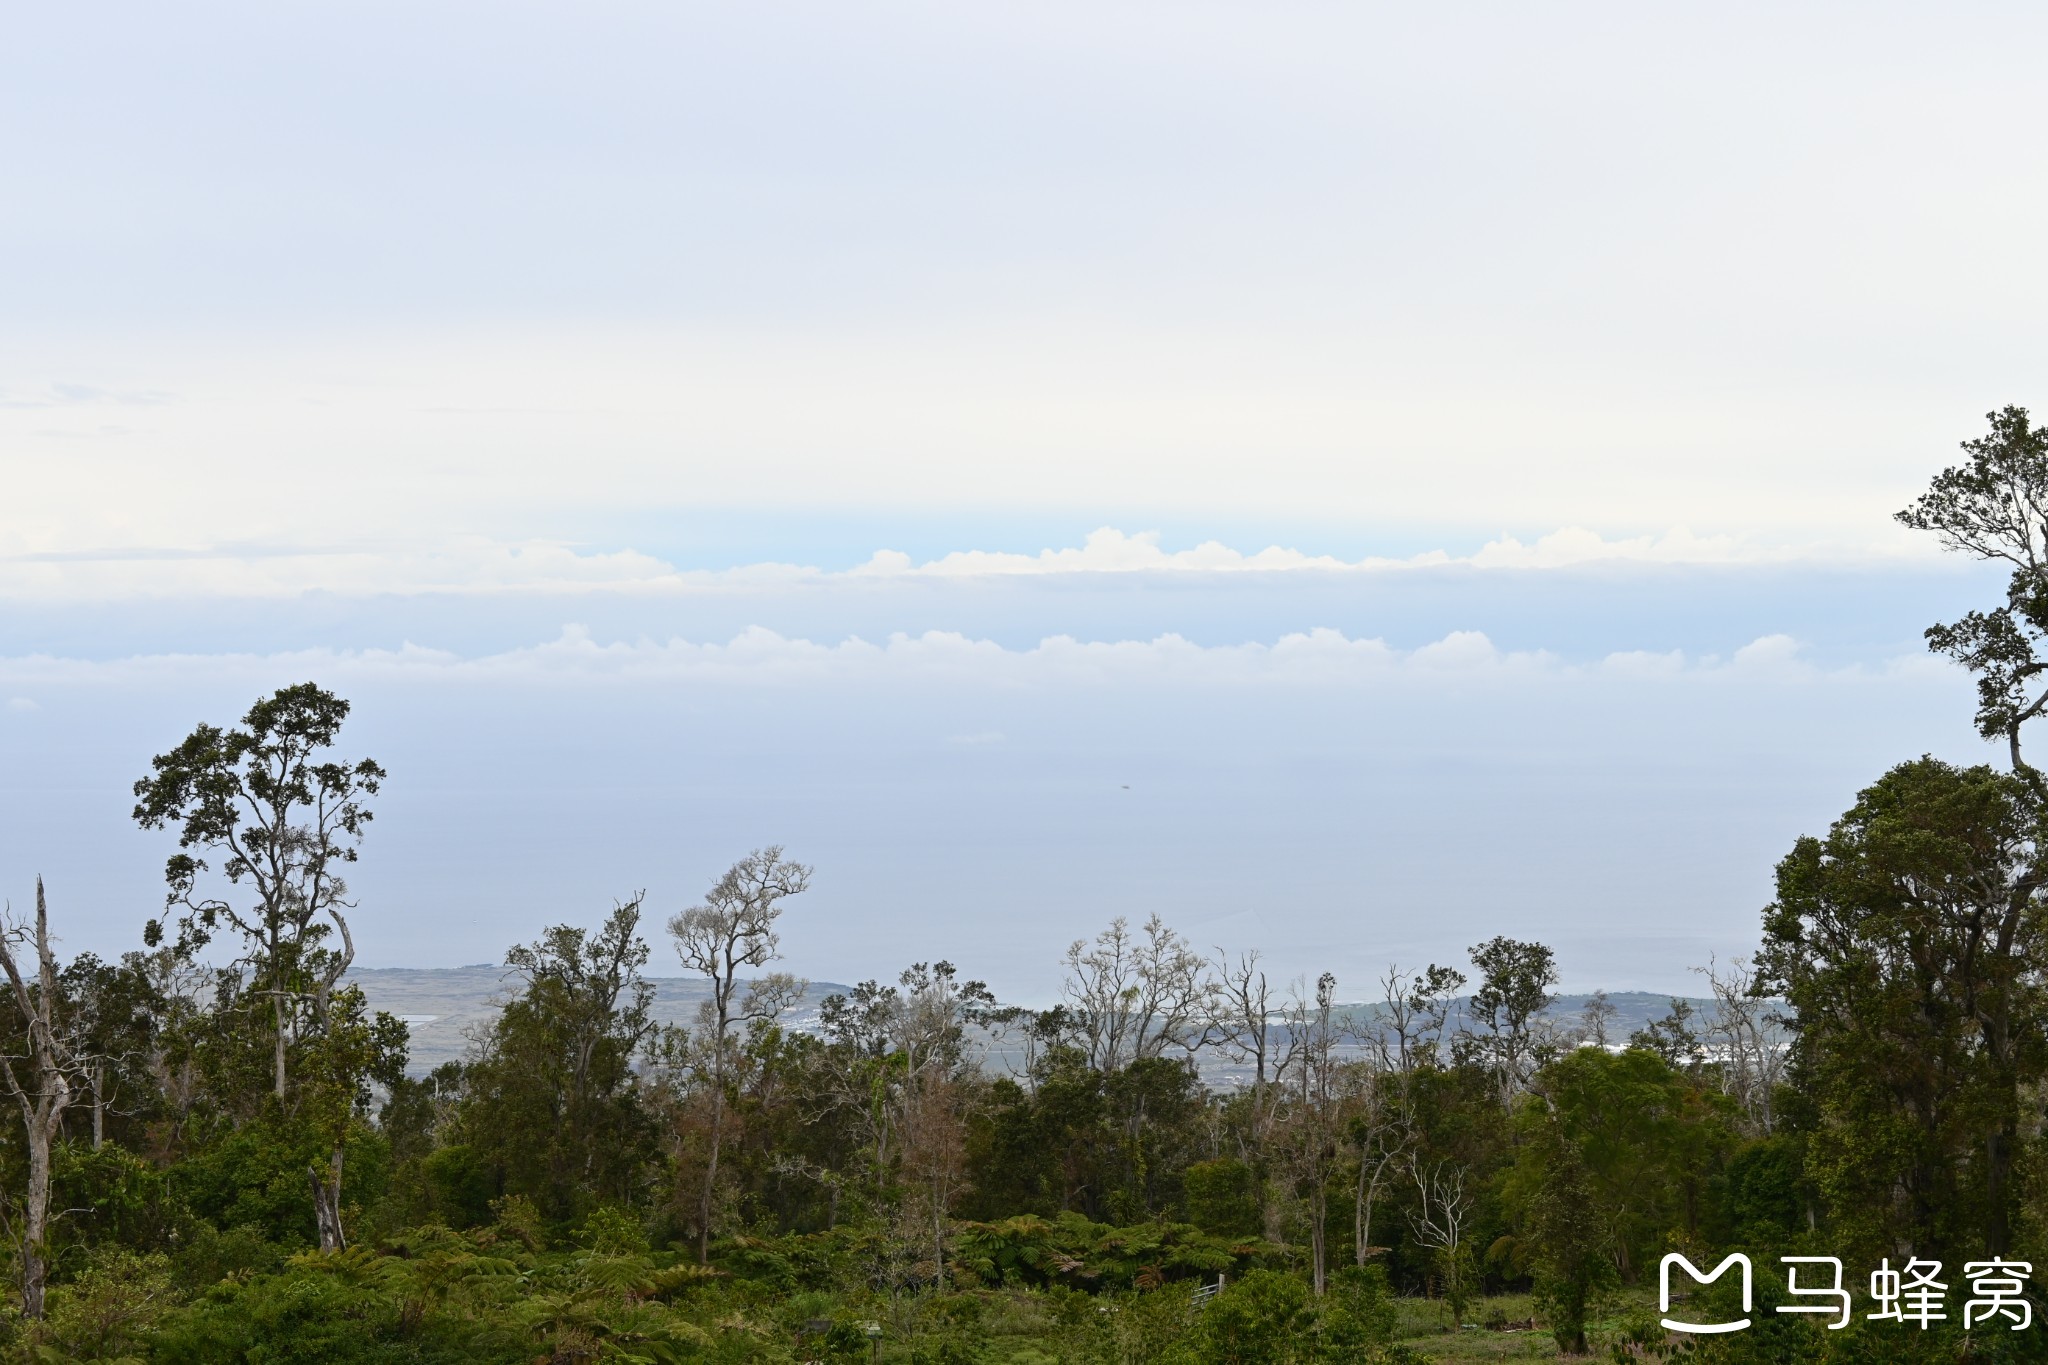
[1355,1158,1387,1266]
[274,988,289,1101]
[1310,1184,1327,1296]
[0,881,79,1321]
[91,1064,104,1151]
[698,1087,724,1264]
[1310,1211,1327,1301]
[310,1148,346,1251]
[20,1121,50,1319]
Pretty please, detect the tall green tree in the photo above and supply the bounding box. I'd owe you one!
[455,897,659,1221]
[1757,756,2048,1258]
[1503,1109,1615,1356]
[131,683,390,1250]
[1461,937,1558,1101]
[1521,1046,1735,1279]
[1898,405,2048,787]
[131,683,384,1105]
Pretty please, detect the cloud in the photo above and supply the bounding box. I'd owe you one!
[0,626,1923,691]
[4,696,36,711]
[0,537,707,600]
[1731,633,1810,674]
[0,525,1934,602]
[851,525,1896,579]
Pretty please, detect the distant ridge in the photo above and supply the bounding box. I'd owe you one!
[351,968,1752,1078]
[349,966,853,1075]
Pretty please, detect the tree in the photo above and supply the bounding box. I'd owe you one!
[1694,955,1784,1134]
[1897,405,2048,786]
[1757,756,2048,1258]
[130,683,384,1106]
[296,985,407,1248]
[1211,948,1292,1146]
[1463,937,1558,1102]
[668,847,810,1261]
[1060,914,1210,1072]
[1345,1066,1410,1268]
[1629,998,1705,1074]
[1506,1111,1615,1355]
[57,951,164,1151]
[890,963,990,1285]
[1374,963,1466,1072]
[1579,990,1617,1050]
[458,897,659,1220]
[1279,972,1342,1295]
[1405,1158,1474,1327]
[1525,1045,1736,1282]
[0,880,89,1317]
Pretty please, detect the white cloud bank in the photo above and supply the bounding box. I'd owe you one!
[852,526,1813,577]
[0,626,1941,692]
[0,526,1935,601]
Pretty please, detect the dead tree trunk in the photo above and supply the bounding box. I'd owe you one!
[0,880,84,1318]
[309,1149,346,1251]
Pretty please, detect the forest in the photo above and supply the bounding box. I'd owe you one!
[8,412,2048,1364]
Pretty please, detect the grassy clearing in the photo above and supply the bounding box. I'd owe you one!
[1391,1287,1663,1362]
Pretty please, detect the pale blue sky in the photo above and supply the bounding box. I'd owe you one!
[4,1,2045,997]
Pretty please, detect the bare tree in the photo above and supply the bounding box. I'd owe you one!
[1407,1158,1476,1327]
[1580,989,1618,1050]
[669,847,810,1262]
[0,881,89,1318]
[889,963,990,1286]
[1368,963,1414,1071]
[1210,948,1296,1147]
[1695,955,1785,1133]
[813,961,993,1269]
[1348,1066,1412,1267]
[1280,972,1342,1295]
[1060,914,1210,1071]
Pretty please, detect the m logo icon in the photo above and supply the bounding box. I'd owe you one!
[1660,1253,1753,1334]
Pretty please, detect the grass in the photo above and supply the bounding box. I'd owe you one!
[1392,1287,1665,1362]
[786,1284,1669,1363]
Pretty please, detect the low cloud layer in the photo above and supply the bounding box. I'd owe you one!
[0,525,1937,601]
[0,624,1946,695]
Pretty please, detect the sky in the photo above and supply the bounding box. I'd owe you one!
[4,1,2045,1000]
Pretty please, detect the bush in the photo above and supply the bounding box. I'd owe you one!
[1318,1264,1397,1355]
[1188,1270,1311,1364]
[32,1248,177,1362]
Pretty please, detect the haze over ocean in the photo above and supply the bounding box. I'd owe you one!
[7,1,2046,999]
